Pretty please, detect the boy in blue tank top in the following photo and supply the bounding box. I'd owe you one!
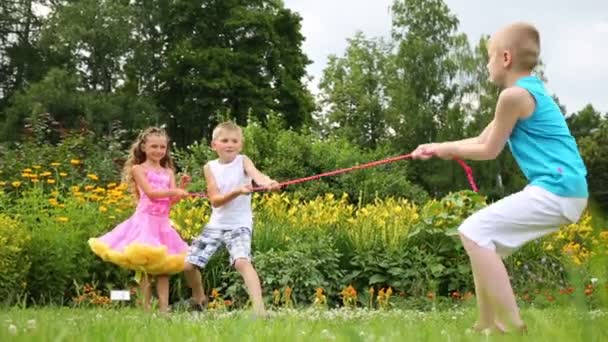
[412,22,588,333]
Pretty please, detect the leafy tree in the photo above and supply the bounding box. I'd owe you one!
[160,0,314,145]
[318,32,392,149]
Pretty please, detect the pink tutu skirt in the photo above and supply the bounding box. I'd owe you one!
[88,212,188,275]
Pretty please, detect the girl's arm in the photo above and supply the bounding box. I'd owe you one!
[170,172,191,205]
[132,165,187,199]
[204,163,250,207]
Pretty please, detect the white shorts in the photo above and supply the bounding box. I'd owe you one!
[458,185,587,258]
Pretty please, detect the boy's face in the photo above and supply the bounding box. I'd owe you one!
[211,130,243,161]
[486,34,512,87]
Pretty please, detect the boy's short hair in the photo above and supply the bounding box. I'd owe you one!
[504,22,541,71]
[212,121,243,141]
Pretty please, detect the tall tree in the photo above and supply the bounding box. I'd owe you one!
[0,0,46,112]
[318,32,392,148]
[160,0,314,145]
[566,104,602,138]
[387,0,462,150]
[39,0,133,92]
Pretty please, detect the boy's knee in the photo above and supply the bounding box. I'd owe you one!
[184,262,198,273]
[233,258,252,271]
[459,233,480,252]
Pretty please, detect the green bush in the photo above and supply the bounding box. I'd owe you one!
[7,187,131,304]
[218,237,344,306]
[173,117,428,204]
[0,214,31,304]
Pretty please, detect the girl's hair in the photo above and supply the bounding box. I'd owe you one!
[122,127,175,198]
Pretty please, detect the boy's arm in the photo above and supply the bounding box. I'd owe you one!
[242,155,279,190]
[447,121,494,146]
[204,163,250,207]
[438,87,533,160]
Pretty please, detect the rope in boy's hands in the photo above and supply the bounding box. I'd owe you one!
[188,153,478,198]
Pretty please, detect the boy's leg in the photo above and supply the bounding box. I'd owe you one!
[462,234,521,330]
[184,228,223,306]
[183,263,207,306]
[458,186,583,332]
[469,263,501,331]
[234,258,265,316]
[156,275,170,312]
[225,227,266,316]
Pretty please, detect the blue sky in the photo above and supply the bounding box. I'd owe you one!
[283,0,608,114]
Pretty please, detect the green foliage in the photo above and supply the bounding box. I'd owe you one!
[319,32,392,148]
[221,237,344,306]
[173,115,428,204]
[5,187,131,305]
[160,0,314,145]
[0,214,31,304]
[578,120,608,201]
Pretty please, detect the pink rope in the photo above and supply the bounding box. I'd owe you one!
[190,154,478,197]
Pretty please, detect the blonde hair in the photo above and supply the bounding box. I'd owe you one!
[212,121,243,141]
[501,22,541,71]
[122,127,175,199]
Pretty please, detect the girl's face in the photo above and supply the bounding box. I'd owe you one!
[142,134,168,163]
[211,130,243,162]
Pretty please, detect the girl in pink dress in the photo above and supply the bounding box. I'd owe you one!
[89,127,189,312]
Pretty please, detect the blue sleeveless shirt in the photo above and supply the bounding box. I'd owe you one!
[507,76,588,198]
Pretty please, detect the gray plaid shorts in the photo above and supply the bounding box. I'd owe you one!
[185,226,252,269]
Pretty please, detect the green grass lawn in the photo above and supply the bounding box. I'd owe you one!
[1,307,606,342]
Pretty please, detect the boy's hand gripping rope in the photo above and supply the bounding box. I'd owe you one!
[189,153,478,198]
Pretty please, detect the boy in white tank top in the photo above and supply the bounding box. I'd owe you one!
[184,122,279,317]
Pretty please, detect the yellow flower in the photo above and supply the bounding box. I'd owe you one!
[50,162,61,167]
[109,215,116,220]
[47,179,56,184]
[40,171,52,177]
[84,185,95,191]
[0,181,6,186]
[99,206,108,213]
[59,172,68,177]
[33,165,41,169]
[23,168,32,173]
[31,179,39,183]
[12,181,22,188]
[56,217,69,222]
[87,174,99,181]
[70,159,81,165]
[107,182,117,188]
[21,173,32,178]
[48,198,59,206]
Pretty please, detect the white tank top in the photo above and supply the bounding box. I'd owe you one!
[207,155,253,229]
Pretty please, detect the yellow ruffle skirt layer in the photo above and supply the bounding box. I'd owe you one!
[88,238,186,275]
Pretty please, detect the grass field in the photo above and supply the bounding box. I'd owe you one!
[1,306,607,342]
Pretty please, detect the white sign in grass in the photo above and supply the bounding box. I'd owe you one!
[110,290,131,301]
